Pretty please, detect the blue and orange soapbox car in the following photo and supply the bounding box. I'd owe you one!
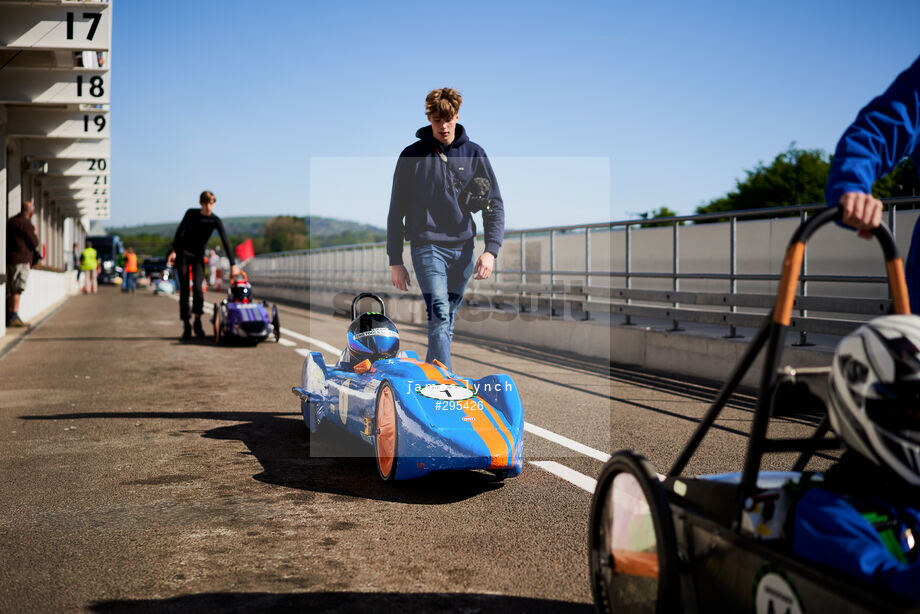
[292,293,524,481]
[588,208,920,614]
[211,272,280,345]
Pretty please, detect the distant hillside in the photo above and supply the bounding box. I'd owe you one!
[108,215,385,239]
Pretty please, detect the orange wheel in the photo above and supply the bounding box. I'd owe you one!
[374,381,398,481]
[213,302,221,344]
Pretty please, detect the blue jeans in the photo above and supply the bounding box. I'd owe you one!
[124,272,136,292]
[411,243,475,370]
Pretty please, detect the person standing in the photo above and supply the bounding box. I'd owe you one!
[5,200,39,327]
[387,87,505,369]
[825,54,920,305]
[80,241,98,294]
[122,246,138,293]
[167,190,239,340]
[72,242,82,284]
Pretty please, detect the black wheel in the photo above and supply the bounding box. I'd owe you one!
[300,398,314,449]
[374,381,398,481]
[588,450,680,614]
[272,305,281,342]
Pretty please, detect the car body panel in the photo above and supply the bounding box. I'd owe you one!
[215,299,278,343]
[294,350,524,480]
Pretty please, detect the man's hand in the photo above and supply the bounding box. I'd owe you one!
[391,264,411,291]
[167,251,176,267]
[230,264,240,279]
[839,192,883,240]
[474,252,495,280]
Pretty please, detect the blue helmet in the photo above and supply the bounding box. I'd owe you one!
[347,312,399,364]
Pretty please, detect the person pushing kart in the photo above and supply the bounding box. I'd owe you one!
[826,54,920,307]
[167,190,239,340]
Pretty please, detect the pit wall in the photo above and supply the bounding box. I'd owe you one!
[16,269,80,322]
[252,284,831,388]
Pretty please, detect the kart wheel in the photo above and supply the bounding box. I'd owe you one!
[374,381,398,481]
[272,305,281,342]
[588,450,680,614]
[213,302,221,344]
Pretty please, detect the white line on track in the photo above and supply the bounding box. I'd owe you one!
[279,327,340,356]
[529,461,597,493]
[277,338,296,347]
[524,422,611,463]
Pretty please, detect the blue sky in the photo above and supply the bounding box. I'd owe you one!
[111,0,920,231]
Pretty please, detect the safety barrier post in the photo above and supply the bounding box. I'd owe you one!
[625,223,632,325]
[671,220,682,331]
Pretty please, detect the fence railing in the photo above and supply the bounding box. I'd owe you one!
[246,197,920,340]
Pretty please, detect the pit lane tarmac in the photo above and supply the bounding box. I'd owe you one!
[0,286,826,612]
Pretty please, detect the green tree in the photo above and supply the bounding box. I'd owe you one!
[871,157,920,199]
[640,206,683,228]
[258,215,308,253]
[696,144,831,217]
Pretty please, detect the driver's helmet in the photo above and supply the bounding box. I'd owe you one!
[346,312,399,364]
[828,315,920,486]
[231,280,252,303]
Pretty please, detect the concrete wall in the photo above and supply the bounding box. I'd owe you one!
[17,269,80,322]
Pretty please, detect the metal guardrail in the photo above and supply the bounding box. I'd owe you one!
[246,197,920,340]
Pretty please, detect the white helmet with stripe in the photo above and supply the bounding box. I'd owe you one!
[829,315,920,486]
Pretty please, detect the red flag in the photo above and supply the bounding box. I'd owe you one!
[235,238,255,262]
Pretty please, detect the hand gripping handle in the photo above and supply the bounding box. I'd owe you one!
[772,207,909,326]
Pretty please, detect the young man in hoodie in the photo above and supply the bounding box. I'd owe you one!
[387,88,505,370]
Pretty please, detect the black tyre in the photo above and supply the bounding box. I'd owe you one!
[272,305,281,342]
[588,450,680,614]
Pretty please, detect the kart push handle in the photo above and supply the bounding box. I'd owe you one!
[352,293,386,320]
[773,207,909,326]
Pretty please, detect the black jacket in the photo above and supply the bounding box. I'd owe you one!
[171,209,236,263]
[387,124,504,266]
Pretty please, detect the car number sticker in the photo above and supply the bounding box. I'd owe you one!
[417,384,474,401]
[754,567,803,614]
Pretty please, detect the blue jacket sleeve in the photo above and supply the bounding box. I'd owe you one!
[474,150,505,257]
[794,487,920,600]
[387,155,409,266]
[826,55,920,208]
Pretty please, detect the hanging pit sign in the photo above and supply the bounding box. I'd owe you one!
[0,5,111,50]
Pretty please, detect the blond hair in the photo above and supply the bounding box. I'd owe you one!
[425,88,462,120]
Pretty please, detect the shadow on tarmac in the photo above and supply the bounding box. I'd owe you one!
[20,410,502,505]
[90,591,593,613]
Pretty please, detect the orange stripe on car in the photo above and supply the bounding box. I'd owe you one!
[425,364,515,466]
[404,358,510,468]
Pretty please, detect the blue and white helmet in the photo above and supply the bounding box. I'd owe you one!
[346,312,399,364]
[829,315,920,486]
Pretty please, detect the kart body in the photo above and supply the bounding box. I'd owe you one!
[213,298,280,344]
[588,209,920,614]
[294,349,524,481]
[291,292,523,481]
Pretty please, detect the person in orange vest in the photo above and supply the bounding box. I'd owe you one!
[122,246,138,293]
